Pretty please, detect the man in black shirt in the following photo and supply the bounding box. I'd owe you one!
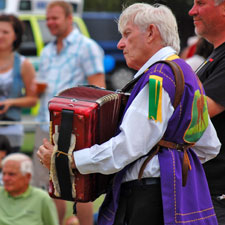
[189,0,225,224]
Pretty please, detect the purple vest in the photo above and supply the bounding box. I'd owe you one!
[98,59,218,225]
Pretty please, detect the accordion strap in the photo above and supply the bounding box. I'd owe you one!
[163,60,185,109]
[55,109,74,201]
[121,60,184,108]
[120,72,143,93]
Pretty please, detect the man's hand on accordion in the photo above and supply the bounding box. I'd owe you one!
[37,138,76,170]
[37,138,53,170]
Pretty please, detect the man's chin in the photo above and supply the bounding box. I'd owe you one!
[48,30,57,36]
[126,60,135,70]
[194,27,200,35]
[50,32,57,36]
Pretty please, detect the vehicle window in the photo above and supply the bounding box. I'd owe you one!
[19,0,32,11]
[22,20,35,42]
[38,19,55,45]
[83,16,121,41]
[19,20,37,56]
[71,3,78,13]
[0,0,6,9]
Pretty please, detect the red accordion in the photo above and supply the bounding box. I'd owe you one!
[48,85,129,202]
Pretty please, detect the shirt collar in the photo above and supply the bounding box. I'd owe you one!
[63,28,79,45]
[209,41,225,58]
[53,28,79,48]
[4,185,31,199]
[134,46,177,78]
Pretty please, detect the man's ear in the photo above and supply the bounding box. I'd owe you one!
[25,173,32,182]
[146,24,152,37]
[66,14,73,25]
[146,24,158,42]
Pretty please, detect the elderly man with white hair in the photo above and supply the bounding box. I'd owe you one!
[38,3,221,225]
[0,153,59,225]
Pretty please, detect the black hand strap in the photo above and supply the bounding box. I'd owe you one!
[55,109,74,201]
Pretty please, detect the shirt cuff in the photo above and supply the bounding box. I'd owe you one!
[73,148,95,174]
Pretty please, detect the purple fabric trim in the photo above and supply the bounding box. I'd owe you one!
[159,149,217,225]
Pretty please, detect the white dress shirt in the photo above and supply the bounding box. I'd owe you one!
[74,47,221,182]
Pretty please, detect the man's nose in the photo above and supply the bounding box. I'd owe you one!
[117,38,125,50]
[188,4,197,16]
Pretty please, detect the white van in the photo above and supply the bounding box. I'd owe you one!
[0,0,83,16]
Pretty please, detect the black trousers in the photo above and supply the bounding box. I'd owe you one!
[113,178,164,225]
[212,195,225,225]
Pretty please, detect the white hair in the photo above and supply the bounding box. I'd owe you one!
[2,153,33,176]
[118,3,180,53]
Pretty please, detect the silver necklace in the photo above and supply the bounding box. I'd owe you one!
[0,60,13,72]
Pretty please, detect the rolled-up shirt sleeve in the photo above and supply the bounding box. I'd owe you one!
[192,116,221,163]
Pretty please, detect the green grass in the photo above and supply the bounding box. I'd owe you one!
[65,194,104,216]
[21,132,35,156]
[93,195,104,212]
[63,195,104,224]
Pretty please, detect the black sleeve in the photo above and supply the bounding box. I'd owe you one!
[198,58,225,107]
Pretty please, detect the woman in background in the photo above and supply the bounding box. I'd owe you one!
[186,37,213,71]
[0,14,37,152]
